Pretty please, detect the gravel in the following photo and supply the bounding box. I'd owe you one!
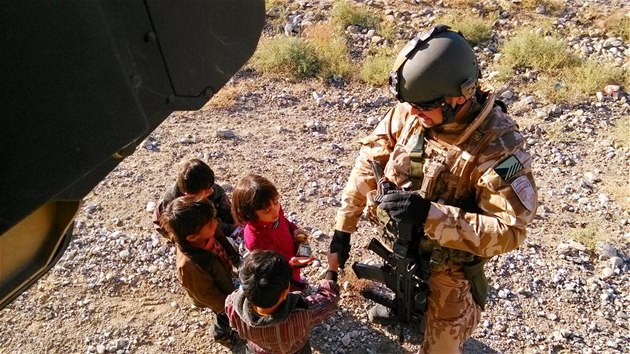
[1,1,628,353]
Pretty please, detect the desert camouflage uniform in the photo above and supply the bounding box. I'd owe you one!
[335,91,537,353]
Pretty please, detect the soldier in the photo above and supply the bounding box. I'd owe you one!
[329,25,538,353]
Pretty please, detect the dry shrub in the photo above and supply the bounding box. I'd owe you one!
[202,80,257,110]
[303,22,352,80]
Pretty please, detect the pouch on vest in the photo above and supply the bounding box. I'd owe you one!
[419,158,445,199]
[461,257,489,310]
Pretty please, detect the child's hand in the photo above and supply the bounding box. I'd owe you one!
[327,253,340,272]
[292,229,309,242]
[289,256,315,268]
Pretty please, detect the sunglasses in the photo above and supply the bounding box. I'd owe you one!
[408,97,446,111]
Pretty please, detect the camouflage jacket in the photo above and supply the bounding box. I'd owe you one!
[335,91,538,259]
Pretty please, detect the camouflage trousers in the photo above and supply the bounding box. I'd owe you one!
[419,267,481,354]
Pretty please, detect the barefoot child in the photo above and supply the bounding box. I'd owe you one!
[231,174,315,290]
[160,195,241,347]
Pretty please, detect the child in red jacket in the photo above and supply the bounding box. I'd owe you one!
[231,174,314,290]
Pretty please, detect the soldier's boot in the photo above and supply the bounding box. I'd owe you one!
[368,304,397,325]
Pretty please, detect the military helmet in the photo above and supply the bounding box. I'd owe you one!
[389,25,479,106]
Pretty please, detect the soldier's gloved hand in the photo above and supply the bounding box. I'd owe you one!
[378,191,431,225]
[329,230,351,268]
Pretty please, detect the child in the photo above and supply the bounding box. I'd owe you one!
[231,174,314,290]
[160,195,242,347]
[153,158,237,240]
[225,250,340,354]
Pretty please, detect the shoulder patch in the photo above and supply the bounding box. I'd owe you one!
[511,175,535,211]
[494,155,523,181]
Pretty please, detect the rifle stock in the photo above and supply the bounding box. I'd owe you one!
[352,262,396,289]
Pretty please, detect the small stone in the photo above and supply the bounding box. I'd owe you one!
[341,333,352,346]
[601,267,614,278]
[521,96,535,105]
[596,91,604,101]
[500,90,514,99]
[606,340,618,349]
[367,116,380,125]
[552,331,563,340]
[567,240,586,251]
[604,85,620,96]
[596,242,618,259]
[609,257,623,269]
[216,129,236,139]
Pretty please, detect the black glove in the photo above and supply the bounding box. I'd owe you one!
[329,230,351,268]
[377,191,431,225]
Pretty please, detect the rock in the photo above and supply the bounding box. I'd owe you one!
[601,267,614,278]
[567,240,586,251]
[604,85,620,96]
[521,96,536,105]
[341,333,352,346]
[609,257,623,269]
[500,90,514,99]
[367,116,380,125]
[216,128,236,139]
[596,242,618,259]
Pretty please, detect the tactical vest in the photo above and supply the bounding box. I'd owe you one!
[378,94,516,266]
[376,95,514,309]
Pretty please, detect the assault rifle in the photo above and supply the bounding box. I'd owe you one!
[352,160,431,343]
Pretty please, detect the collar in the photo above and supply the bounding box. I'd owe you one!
[428,92,495,146]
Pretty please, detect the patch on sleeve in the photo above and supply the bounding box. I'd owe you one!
[511,175,535,211]
[494,155,524,181]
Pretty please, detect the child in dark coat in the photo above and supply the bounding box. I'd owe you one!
[160,195,241,348]
[154,158,238,240]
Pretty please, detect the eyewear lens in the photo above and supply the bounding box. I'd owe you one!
[409,98,445,111]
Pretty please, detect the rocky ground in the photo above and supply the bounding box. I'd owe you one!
[1,1,629,353]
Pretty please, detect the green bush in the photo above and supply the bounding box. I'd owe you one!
[530,60,627,103]
[250,37,321,79]
[563,60,627,97]
[435,14,495,45]
[331,0,379,30]
[612,115,630,148]
[602,10,630,41]
[569,222,603,250]
[304,22,352,80]
[505,0,564,15]
[501,30,576,72]
[360,48,397,85]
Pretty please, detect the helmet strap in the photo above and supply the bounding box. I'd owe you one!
[439,99,470,126]
[440,103,458,125]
